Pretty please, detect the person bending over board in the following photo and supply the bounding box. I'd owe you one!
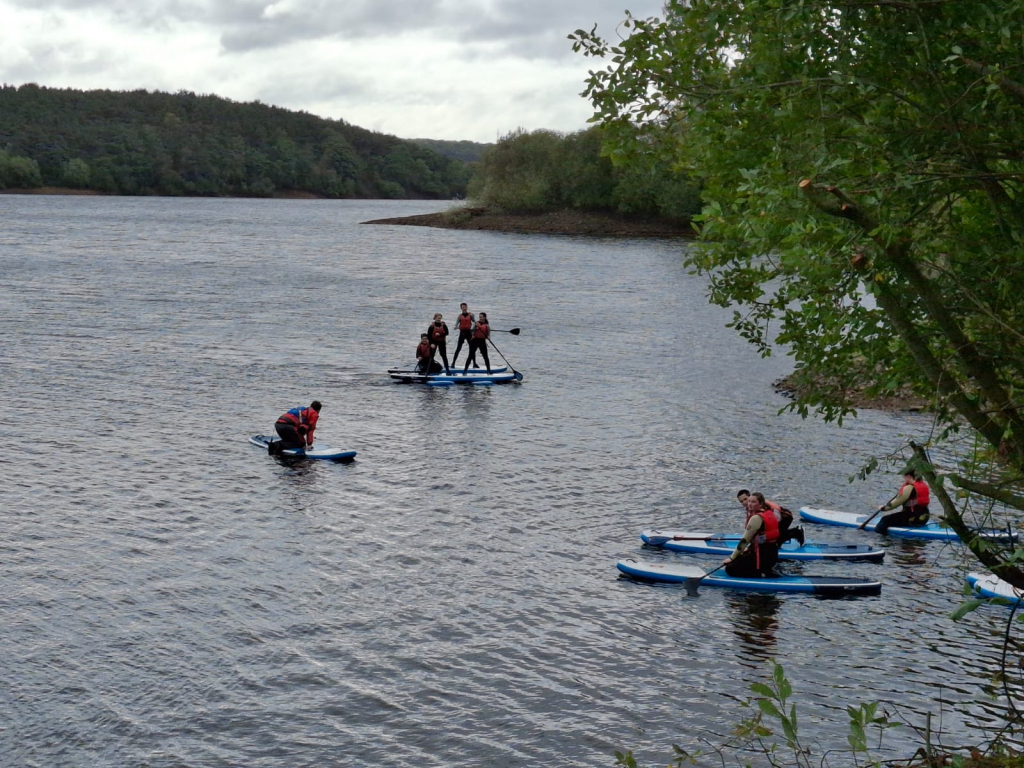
[736,489,805,547]
[416,333,442,374]
[723,492,780,578]
[463,311,491,374]
[272,401,321,453]
[875,469,930,534]
[427,313,451,374]
[450,302,475,367]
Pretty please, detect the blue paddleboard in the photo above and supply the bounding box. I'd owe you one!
[249,434,357,462]
[616,559,881,596]
[799,506,1017,542]
[966,573,1024,604]
[641,529,885,562]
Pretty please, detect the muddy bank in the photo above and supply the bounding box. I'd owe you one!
[363,206,695,238]
[773,374,929,413]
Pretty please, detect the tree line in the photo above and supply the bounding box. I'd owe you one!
[0,84,472,199]
[467,126,702,222]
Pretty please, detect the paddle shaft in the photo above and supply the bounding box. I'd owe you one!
[858,491,901,530]
[487,337,521,379]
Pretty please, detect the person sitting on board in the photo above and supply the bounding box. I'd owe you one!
[427,313,451,374]
[737,489,805,547]
[723,492,781,578]
[463,311,491,375]
[271,401,321,454]
[874,469,930,534]
[416,333,442,374]
[450,302,475,368]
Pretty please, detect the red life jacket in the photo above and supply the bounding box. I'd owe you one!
[765,499,793,522]
[416,341,432,359]
[429,322,448,341]
[457,312,473,330]
[747,508,779,570]
[473,321,489,340]
[910,479,930,508]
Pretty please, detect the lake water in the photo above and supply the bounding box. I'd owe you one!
[0,195,1018,767]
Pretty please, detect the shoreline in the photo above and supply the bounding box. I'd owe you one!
[362,206,695,238]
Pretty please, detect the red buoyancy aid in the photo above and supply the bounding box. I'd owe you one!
[278,406,318,440]
[457,312,473,330]
[747,508,780,571]
[911,479,930,508]
[429,322,448,341]
[765,499,793,522]
[417,341,432,359]
[473,321,489,340]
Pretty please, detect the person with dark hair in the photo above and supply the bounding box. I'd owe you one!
[723,492,780,578]
[874,469,930,534]
[416,333,441,374]
[463,311,491,374]
[450,302,475,367]
[427,313,451,374]
[736,489,804,546]
[272,401,322,453]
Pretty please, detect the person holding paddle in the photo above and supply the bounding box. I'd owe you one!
[450,302,475,367]
[871,469,930,533]
[416,333,441,374]
[272,401,321,453]
[463,311,491,374]
[426,313,451,374]
[723,492,781,578]
[737,489,805,547]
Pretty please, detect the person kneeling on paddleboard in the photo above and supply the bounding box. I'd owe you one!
[723,492,780,578]
[737,489,805,547]
[416,333,442,374]
[874,469,930,534]
[272,401,321,454]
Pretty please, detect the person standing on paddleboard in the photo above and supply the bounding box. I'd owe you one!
[273,401,321,453]
[723,492,780,578]
[737,489,805,547]
[874,469,930,533]
[450,302,475,368]
[427,313,451,374]
[463,311,492,374]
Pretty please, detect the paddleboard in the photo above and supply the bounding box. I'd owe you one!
[389,369,522,385]
[616,559,882,596]
[249,434,357,462]
[641,529,885,563]
[799,506,1017,542]
[388,366,507,375]
[966,573,1024,603]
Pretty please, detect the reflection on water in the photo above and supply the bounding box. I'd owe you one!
[726,592,782,665]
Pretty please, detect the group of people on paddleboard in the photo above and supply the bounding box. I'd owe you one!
[723,470,931,578]
[416,302,492,375]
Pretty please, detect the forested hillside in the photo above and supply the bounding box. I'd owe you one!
[0,84,470,199]
[411,138,491,164]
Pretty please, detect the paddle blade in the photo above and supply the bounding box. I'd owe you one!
[683,577,703,597]
[509,327,521,335]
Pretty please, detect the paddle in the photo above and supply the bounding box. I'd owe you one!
[858,492,901,530]
[487,337,523,381]
[684,562,729,597]
[645,533,722,546]
[491,328,521,335]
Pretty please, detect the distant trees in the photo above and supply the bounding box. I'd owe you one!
[0,84,471,199]
[467,126,701,221]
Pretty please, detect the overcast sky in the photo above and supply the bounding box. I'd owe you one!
[0,1,666,144]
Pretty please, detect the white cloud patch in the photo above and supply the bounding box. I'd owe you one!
[0,0,665,142]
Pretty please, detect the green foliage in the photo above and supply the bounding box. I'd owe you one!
[573,0,1024,584]
[0,84,469,199]
[411,137,492,164]
[0,148,42,189]
[468,126,699,221]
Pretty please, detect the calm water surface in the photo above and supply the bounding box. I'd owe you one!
[0,195,1018,767]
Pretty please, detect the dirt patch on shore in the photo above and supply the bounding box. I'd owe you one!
[773,374,930,413]
[363,206,695,238]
